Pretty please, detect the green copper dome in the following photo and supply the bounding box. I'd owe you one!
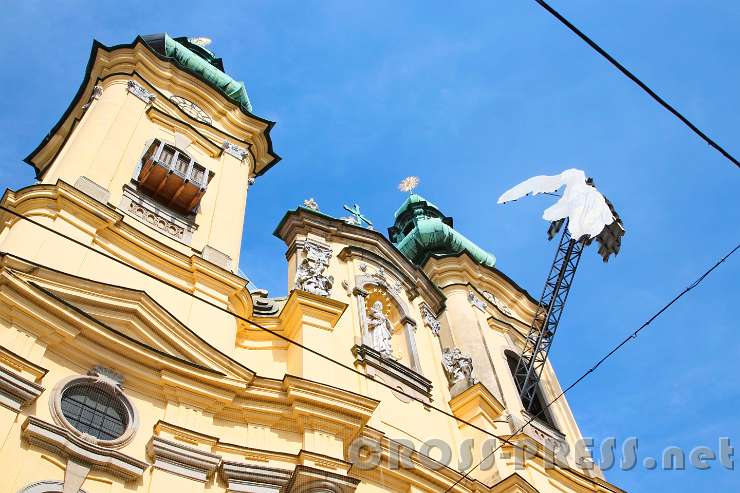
[143,34,253,112]
[389,193,496,268]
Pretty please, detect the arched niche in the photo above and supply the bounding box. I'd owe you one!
[354,274,422,375]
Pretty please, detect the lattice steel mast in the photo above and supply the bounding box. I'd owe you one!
[498,171,625,415]
[513,219,585,412]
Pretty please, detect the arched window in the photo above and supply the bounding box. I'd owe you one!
[16,480,87,493]
[505,350,556,429]
[136,139,214,214]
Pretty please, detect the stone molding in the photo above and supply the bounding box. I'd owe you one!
[120,184,197,243]
[201,245,233,271]
[147,436,221,482]
[220,461,292,492]
[21,416,148,481]
[284,465,360,493]
[0,364,44,411]
[73,176,110,204]
[352,344,432,404]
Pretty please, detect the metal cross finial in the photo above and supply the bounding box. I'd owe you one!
[343,204,373,228]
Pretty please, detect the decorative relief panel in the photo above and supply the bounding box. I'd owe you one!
[467,290,487,312]
[222,141,249,161]
[482,290,515,317]
[127,80,155,104]
[170,95,212,124]
[294,241,334,297]
[420,303,440,337]
[120,185,197,244]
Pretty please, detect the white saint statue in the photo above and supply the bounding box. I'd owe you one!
[367,301,395,359]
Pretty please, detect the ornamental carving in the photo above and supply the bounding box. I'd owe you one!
[222,141,249,160]
[295,241,334,297]
[467,290,487,312]
[170,95,212,124]
[127,201,185,239]
[482,290,514,317]
[421,303,440,337]
[441,347,475,387]
[88,366,124,389]
[127,80,155,104]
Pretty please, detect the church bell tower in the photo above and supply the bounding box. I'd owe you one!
[23,33,280,272]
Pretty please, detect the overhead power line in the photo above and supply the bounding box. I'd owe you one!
[533,0,740,170]
[443,240,740,492]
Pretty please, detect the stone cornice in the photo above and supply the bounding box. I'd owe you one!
[0,363,44,411]
[1,181,256,325]
[21,417,148,481]
[0,344,48,382]
[448,382,505,429]
[0,258,380,442]
[0,254,255,393]
[423,251,538,321]
[278,288,347,339]
[25,37,279,179]
[274,208,446,314]
[284,465,360,493]
[220,461,292,491]
[147,435,221,482]
[0,181,253,310]
[282,375,379,427]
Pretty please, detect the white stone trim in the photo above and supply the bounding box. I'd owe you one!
[127,80,155,104]
[147,436,221,482]
[16,480,88,493]
[21,417,147,480]
[220,461,292,492]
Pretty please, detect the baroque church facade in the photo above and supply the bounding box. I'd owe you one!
[0,34,624,493]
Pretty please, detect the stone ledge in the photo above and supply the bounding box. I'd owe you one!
[352,344,432,403]
[220,461,292,492]
[147,435,221,482]
[21,416,147,481]
[0,364,44,411]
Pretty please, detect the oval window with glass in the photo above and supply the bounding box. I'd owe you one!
[50,371,138,448]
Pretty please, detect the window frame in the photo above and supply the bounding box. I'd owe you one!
[49,373,139,449]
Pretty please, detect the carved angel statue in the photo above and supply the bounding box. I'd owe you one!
[497,168,614,240]
[441,348,475,386]
[367,301,396,359]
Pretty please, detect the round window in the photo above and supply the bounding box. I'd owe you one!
[50,370,138,448]
[60,383,129,441]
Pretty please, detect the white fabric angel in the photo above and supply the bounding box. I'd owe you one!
[497,168,614,239]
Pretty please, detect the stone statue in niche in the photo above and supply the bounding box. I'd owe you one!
[367,301,396,359]
[441,347,475,388]
[294,241,334,297]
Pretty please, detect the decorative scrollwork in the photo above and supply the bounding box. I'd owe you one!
[295,241,334,297]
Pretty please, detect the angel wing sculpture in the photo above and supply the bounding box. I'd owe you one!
[497,168,615,240]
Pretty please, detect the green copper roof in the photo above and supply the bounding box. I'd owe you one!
[390,193,496,268]
[394,193,441,219]
[161,34,253,112]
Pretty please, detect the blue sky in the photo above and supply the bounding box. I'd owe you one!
[1,1,738,490]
